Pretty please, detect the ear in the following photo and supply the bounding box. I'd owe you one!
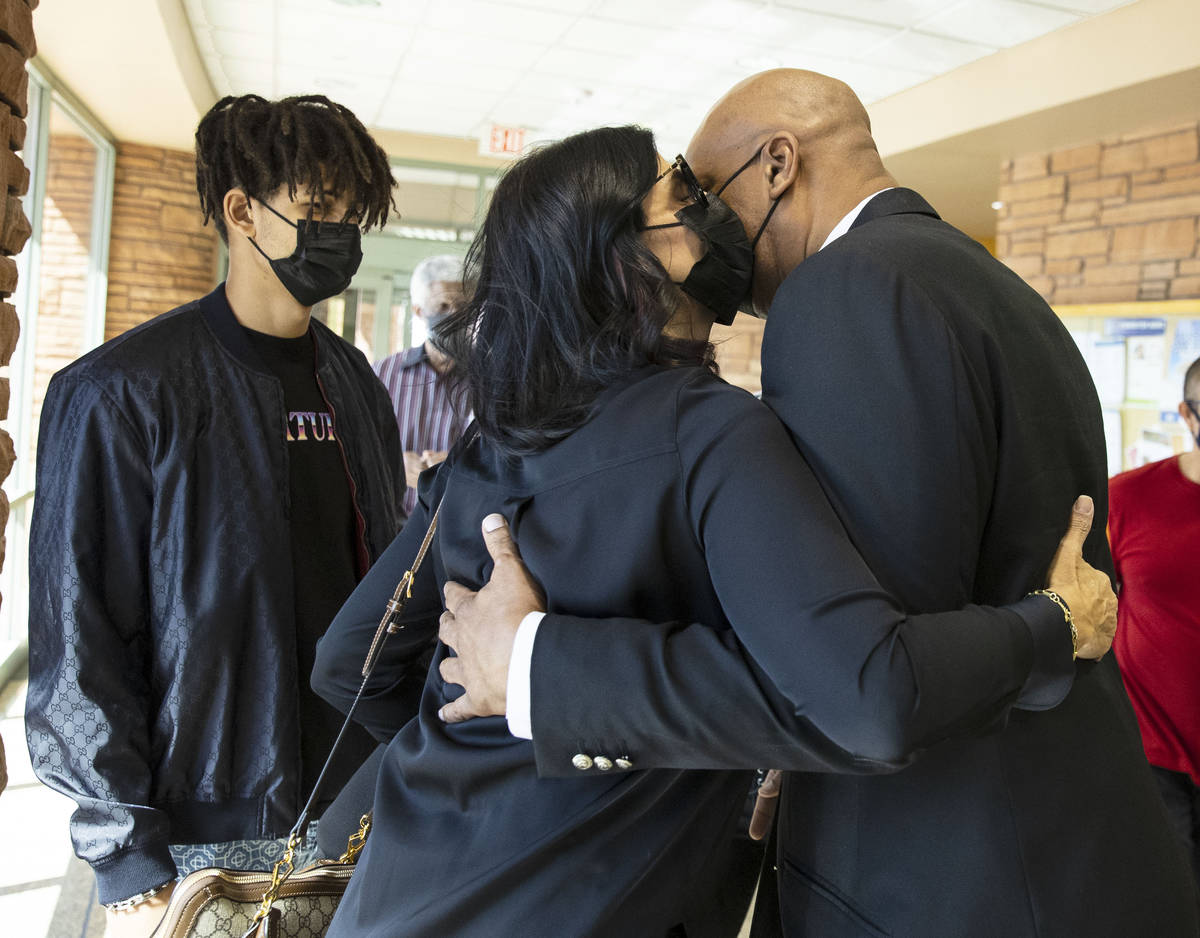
[1180,400,1196,425]
[762,132,800,200]
[224,189,256,240]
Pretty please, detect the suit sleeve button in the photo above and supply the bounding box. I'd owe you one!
[594,756,613,771]
[615,757,633,770]
[572,753,593,771]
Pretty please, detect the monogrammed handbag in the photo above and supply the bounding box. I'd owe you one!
[152,504,441,938]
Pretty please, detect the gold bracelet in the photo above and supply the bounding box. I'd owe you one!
[1030,589,1078,660]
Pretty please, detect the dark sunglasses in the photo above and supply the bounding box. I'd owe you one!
[652,154,709,208]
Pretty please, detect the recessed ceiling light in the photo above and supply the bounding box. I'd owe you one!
[991,200,1004,210]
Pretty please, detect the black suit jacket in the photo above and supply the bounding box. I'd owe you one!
[528,191,1198,936]
[313,360,1074,937]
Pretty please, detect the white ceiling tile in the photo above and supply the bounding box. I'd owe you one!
[920,0,1080,47]
[406,27,550,69]
[1035,0,1133,12]
[278,0,425,23]
[220,57,277,92]
[488,94,573,127]
[558,16,665,55]
[276,11,412,48]
[864,29,998,72]
[774,0,953,29]
[582,0,718,28]
[422,0,580,42]
[500,0,595,11]
[275,36,400,77]
[534,47,638,82]
[199,0,275,33]
[394,53,526,92]
[182,0,1136,144]
[612,55,726,93]
[505,73,568,100]
[384,79,498,113]
[762,8,900,58]
[274,66,386,108]
[210,28,273,61]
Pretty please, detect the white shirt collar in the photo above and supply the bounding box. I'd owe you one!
[818,188,894,252]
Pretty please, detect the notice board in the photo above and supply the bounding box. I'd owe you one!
[1056,300,1200,476]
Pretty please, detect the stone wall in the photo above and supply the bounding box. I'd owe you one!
[105,142,217,340]
[0,0,37,798]
[996,120,1200,304]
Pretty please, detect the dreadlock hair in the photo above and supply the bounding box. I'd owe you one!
[436,125,715,457]
[195,93,396,242]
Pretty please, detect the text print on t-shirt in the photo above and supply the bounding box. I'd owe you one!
[287,411,338,443]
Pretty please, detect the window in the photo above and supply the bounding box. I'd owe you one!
[0,65,114,662]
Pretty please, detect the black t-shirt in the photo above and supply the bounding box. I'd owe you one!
[242,325,374,809]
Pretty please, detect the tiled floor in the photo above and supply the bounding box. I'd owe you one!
[0,668,105,937]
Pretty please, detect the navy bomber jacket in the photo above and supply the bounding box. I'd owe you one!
[25,285,406,904]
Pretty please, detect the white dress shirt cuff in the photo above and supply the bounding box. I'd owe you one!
[506,611,545,740]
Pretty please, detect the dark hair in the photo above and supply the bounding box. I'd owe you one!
[195,94,396,242]
[1186,356,1200,401]
[438,125,714,456]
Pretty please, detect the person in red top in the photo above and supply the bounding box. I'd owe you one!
[1110,354,1200,908]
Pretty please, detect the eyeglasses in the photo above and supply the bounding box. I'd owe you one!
[652,154,709,208]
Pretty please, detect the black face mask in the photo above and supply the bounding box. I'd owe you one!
[249,199,363,307]
[647,194,753,327]
[645,148,782,326]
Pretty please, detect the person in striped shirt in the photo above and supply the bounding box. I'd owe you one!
[374,254,471,515]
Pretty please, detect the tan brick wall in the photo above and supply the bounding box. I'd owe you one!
[996,120,1200,304]
[25,132,95,468]
[104,142,217,340]
[0,0,36,797]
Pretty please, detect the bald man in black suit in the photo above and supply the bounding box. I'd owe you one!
[437,70,1199,937]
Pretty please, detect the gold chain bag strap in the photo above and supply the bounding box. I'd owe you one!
[152,503,442,938]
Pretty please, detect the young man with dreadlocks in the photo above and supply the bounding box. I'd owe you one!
[26,94,408,936]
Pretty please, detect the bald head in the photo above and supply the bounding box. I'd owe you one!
[695,69,874,157]
[684,69,896,311]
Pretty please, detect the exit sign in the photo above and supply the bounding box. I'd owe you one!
[480,125,526,156]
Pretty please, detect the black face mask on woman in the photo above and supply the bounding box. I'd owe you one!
[644,148,782,325]
[248,198,364,307]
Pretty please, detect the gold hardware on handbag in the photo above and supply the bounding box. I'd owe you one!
[153,830,361,938]
[151,503,440,938]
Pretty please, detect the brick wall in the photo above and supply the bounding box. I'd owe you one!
[0,0,36,797]
[105,142,217,340]
[25,132,95,468]
[996,120,1200,303]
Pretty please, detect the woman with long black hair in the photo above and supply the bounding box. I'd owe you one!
[313,125,1110,937]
